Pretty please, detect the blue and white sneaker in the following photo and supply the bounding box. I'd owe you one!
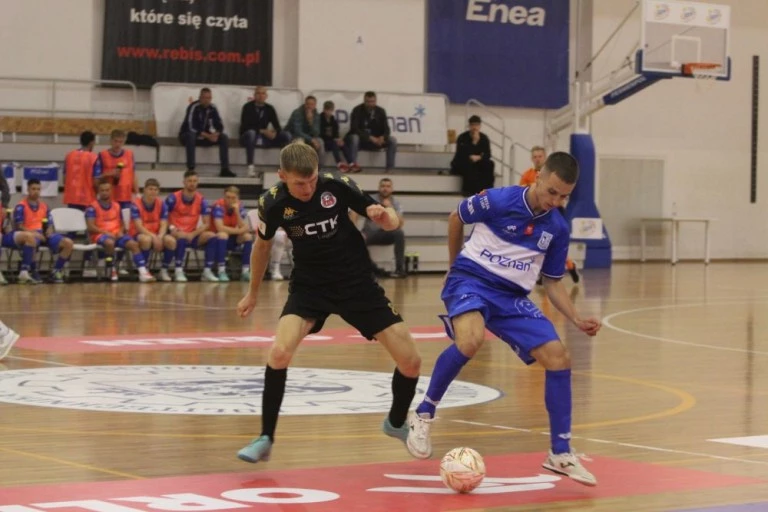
[0,325,20,360]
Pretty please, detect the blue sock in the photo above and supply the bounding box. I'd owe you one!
[416,344,470,418]
[204,241,216,269]
[142,250,151,264]
[54,256,69,271]
[545,369,572,454]
[21,246,34,271]
[162,249,174,269]
[175,239,188,267]
[217,238,228,269]
[242,240,253,268]
[132,252,146,269]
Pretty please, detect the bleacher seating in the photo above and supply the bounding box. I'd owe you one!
[0,116,155,137]
[1,141,157,167]
[0,85,467,274]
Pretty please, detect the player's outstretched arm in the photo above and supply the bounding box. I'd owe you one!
[365,204,400,231]
[237,236,273,318]
[542,277,601,336]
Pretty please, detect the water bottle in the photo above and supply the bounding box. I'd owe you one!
[413,253,419,273]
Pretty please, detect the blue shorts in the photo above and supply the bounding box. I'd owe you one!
[1,232,18,248]
[96,234,132,249]
[440,272,559,365]
[46,233,66,253]
[227,235,242,251]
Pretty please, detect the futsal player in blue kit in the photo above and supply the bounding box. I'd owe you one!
[405,151,601,486]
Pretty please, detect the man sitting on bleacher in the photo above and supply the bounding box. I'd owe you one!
[361,178,406,278]
[286,96,325,161]
[166,170,218,282]
[209,186,254,282]
[130,178,176,283]
[86,178,154,283]
[94,129,138,209]
[179,87,233,178]
[450,115,494,197]
[14,178,74,284]
[345,91,397,174]
[63,131,98,211]
[239,86,292,178]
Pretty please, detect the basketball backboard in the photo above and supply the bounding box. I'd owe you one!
[637,0,731,80]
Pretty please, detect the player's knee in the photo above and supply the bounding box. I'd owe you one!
[217,231,228,240]
[455,335,484,358]
[61,238,74,250]
[268,344,294,369]
[549,349,571,370]
[397,352,421,378]
[536,342,571,371]
[242,232,253,242]
[165,237,177,250]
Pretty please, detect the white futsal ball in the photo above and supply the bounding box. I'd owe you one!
[439,447,486,493]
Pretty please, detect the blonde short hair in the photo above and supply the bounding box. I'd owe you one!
[280,140,318,177]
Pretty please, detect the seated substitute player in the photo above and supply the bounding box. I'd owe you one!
[406,152,602,486]
[235,140,422,463]
[86,178,155,282]
[130,178,176,282]
[1,201,43,285]
[166,170,218,282]
[0,206,38,285]
[209,186,254,282]
[14,178,74,283]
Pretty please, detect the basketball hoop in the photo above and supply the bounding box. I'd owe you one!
[682,63,722,92]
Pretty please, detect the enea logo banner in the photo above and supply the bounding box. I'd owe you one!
[426,0,569,108]
[102,0,273,88]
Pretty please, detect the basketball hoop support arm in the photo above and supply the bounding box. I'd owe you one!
[547,67,667,137]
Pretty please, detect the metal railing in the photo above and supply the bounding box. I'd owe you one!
[0,76,142,142]
[464,99,520,186]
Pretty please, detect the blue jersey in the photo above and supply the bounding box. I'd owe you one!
[452,186,570,295]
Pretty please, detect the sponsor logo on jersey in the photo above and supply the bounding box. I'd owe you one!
[479,248,532,271]
[283,207,297,220]
[304,214,339,237]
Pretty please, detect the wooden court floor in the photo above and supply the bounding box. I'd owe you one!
[2,262,768,511]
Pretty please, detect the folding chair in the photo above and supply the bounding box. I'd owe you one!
[50,208,99,276]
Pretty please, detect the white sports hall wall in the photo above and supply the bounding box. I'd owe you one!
[0,0,766,259]
[589,0,768,260]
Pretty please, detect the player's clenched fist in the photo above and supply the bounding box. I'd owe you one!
[238,292,258,318]
[366,204,388,222]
